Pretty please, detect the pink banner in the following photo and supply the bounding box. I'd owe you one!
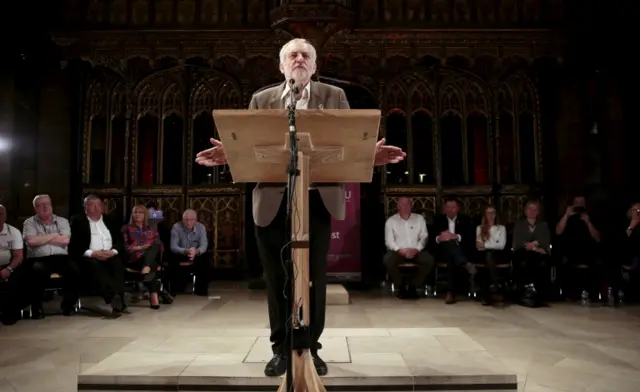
[327,184,361,279]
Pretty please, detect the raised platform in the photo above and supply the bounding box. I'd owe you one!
[327,284,350,305]
[77,327,517,391]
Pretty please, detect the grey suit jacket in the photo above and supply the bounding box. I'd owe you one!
[249,81,350,227]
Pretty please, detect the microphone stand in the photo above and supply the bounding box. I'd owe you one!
[284,83,299,392]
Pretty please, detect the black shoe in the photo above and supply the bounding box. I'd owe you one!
[312,353,328,376]
[61,300,76,316]
[30,307,45,320]
[1,312,18,326]
[406,285,420,299]
[264,354,287,377]
[111,294,126,312]
[194,289,209,297]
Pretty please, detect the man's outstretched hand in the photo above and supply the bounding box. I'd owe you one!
[374,138,406,166]
[195,138,227,166]
[195,137,405,167]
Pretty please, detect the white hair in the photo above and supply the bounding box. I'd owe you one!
[279,38,317,65]
[33,194,51,207]
[183,209,197,218]
[83,194,101,208]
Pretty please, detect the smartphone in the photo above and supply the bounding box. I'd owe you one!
[573,206,585,214]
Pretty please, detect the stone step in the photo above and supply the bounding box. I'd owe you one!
[327,283,350,305]
[78,373,517,391]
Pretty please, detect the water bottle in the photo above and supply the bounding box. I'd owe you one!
[581,290,589,306]
[425,284,434,297]
[618,289,625,304]
[607,287,615,307]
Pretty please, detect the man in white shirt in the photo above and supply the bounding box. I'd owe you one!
[0,204,26,325]
[384,198,434,298]
[23,194,80,318]
[68,195,126,316]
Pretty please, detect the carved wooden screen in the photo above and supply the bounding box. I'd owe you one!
[86,81,107,184]
[496,74,540,184]
[85,77,130,188]
[110,84,128,185]
[383,68,495,187]
[189,72,242,185]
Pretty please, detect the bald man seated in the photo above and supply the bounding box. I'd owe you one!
[169,209,209,296]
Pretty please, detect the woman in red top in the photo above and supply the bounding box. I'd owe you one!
[122,204,163,309]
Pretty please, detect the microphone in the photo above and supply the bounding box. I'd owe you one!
[289,78,300,95]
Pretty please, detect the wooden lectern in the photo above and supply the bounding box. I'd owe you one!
[213,108,381,392]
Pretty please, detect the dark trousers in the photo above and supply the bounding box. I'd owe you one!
[439,241,469,292]
[84,255,125,304]
[128,244,161,293]
[512,249,549,294]
[255,189,331,355]
[479,251,501,291]
[28,255,81,309]
[0,265,31,315]
[383,250,434,288]
[168,253,209,294]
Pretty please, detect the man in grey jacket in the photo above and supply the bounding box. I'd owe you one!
[196,38,405,377]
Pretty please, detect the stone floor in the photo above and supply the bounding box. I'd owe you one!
[1,284,640,392]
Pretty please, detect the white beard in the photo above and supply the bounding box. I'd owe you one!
[289,68,308,83]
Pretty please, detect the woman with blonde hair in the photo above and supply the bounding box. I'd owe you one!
[475,205,507,305]
[122,204,163,309]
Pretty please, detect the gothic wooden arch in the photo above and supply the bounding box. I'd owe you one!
[83,72,126,184]
[381,66,495,187]
[188,67,243,185]
[384,65,493,110]
[131,65,242,103]
[494,71,542,184]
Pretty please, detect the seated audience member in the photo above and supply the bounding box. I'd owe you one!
[555,195,601,300]
[621,202,640,300]
[432,198,476,304]
[122,205,163,309]
[169,209,209,296]
[22,194,80,318]
[69,195,127,316]
[0,205,27,325]
[475,205,507,306]
[512,200,551,307]
[383,197,434,299]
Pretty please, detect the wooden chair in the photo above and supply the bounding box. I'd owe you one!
[165,259,198,295]
[20,273,83,319]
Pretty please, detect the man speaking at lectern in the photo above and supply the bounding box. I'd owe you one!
[195,38,405,377]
